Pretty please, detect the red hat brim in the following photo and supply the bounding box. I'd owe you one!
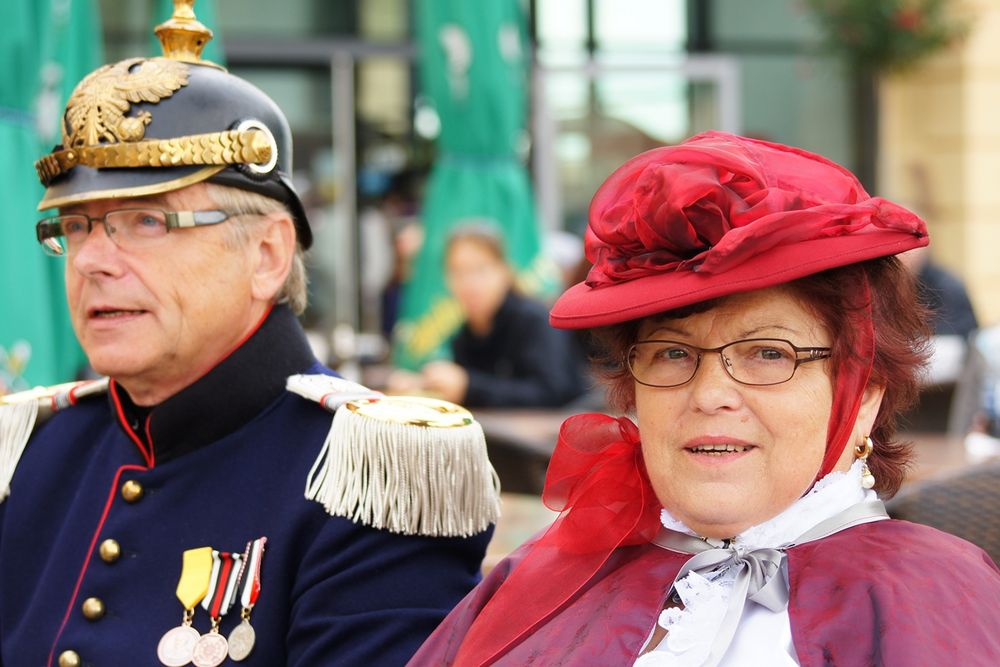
[550,227,927,329]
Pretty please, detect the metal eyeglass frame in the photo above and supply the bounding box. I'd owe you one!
[36,208,237,256]
[626,337,832,388]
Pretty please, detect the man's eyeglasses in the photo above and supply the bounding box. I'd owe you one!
[627,338,832,388]
[36,208,238,257]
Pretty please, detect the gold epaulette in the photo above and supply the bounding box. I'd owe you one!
[0,378,109,502]
[286,374,501,538]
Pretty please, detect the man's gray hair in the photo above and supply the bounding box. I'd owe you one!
[204,183,308,314]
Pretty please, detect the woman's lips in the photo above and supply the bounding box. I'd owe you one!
[683,437,757,457]
[686,443,754,455]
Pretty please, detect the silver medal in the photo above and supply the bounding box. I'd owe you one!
[157,624,200,666]
[227,619,256,661]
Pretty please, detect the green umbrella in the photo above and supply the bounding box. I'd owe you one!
[394,0,560,370]
[0,0,102,390]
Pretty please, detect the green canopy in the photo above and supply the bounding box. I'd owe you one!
[0,0,102,391]
[393,0,560,369]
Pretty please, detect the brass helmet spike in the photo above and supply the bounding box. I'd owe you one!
[154,0,216,64]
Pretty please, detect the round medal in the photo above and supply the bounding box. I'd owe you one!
[228,620,256,661]
[157,625,200,667]
[191,632,229,667]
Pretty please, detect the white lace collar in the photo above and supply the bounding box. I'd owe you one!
[637,461,880,667]
[659,459,876,548]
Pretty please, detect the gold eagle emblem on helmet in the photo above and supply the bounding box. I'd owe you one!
[62,57,190,149]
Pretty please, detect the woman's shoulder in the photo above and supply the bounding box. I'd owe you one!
[854,517,994,562]
[794,518,997,571]
[788,518,1000,608]
[787,519,1000,665]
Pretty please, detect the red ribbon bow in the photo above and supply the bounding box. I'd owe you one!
[454,413,661,666]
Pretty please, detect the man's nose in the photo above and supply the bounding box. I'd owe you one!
[70,221,122,273]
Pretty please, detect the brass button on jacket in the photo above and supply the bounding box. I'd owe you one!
[57,650,81,667]
[99,538,121,563]
[82,596,105,620]
[121,479,144,503]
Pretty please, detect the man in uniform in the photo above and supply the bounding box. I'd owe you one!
[0,3,498,666]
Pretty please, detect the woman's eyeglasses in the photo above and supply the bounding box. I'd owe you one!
[627,338,832,388]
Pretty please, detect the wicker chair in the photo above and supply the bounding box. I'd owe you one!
[887,459,1000,565]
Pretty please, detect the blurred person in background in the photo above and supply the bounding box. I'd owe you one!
[383,219,426,339]
[392,223,587,408]
[899,245,979,386]
[900,245,978,339]
[411,132,1000,666]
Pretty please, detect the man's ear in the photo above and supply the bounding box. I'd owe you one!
[250,213,296,303]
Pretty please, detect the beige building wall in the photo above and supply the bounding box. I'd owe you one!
[880,0,1000,326]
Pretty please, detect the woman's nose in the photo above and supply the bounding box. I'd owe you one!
[686,352,743,413]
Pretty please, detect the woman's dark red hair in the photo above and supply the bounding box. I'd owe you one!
[590,256,931,497]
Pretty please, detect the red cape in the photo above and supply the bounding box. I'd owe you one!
[411,520,1000,666]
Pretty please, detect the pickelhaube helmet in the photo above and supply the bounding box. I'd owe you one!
[34,0,312,248]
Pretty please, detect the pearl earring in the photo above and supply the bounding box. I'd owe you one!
[854,435,875,490]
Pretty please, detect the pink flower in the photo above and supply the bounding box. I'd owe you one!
[894,8,925,31]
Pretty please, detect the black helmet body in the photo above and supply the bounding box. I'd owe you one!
[35,3,312,247]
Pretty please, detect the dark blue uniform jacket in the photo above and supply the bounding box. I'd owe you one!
[0,306,491,666]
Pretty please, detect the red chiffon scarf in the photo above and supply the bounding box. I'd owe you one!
[817,272,875,478]
[453,413,661,666]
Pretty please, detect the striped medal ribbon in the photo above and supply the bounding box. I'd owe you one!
[191,550,243,667]
[157,546,214,667]
[228,537,268,662]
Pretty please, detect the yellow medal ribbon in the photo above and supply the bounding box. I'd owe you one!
[176,546,214,610]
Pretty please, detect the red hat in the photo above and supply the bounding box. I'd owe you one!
[550,131,927,329]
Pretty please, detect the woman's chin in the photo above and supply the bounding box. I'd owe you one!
[685,518,755,540]
[667,498,775,539]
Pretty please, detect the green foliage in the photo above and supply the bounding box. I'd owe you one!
[805,0,967,72]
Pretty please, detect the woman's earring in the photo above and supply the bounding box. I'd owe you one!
[854,435,876,489]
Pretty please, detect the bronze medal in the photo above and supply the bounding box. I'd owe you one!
[192,548,243,666]
[191,631,229,667]
[159,547,214,667]
[157,624,200,666]
[227,619,256,661]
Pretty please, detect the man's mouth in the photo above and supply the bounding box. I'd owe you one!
[89,308,146,319]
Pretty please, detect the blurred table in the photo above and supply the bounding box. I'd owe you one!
[473,408,571,494]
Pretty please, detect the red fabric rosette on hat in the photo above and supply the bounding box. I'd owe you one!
[552,131,926,329]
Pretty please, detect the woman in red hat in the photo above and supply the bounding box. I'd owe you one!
[410,132,1000,666]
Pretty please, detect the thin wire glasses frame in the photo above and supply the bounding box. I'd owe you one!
[627,338,832,388]
[36,208,239,257]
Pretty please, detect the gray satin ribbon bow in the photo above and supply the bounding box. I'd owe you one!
[651,500,889,667]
